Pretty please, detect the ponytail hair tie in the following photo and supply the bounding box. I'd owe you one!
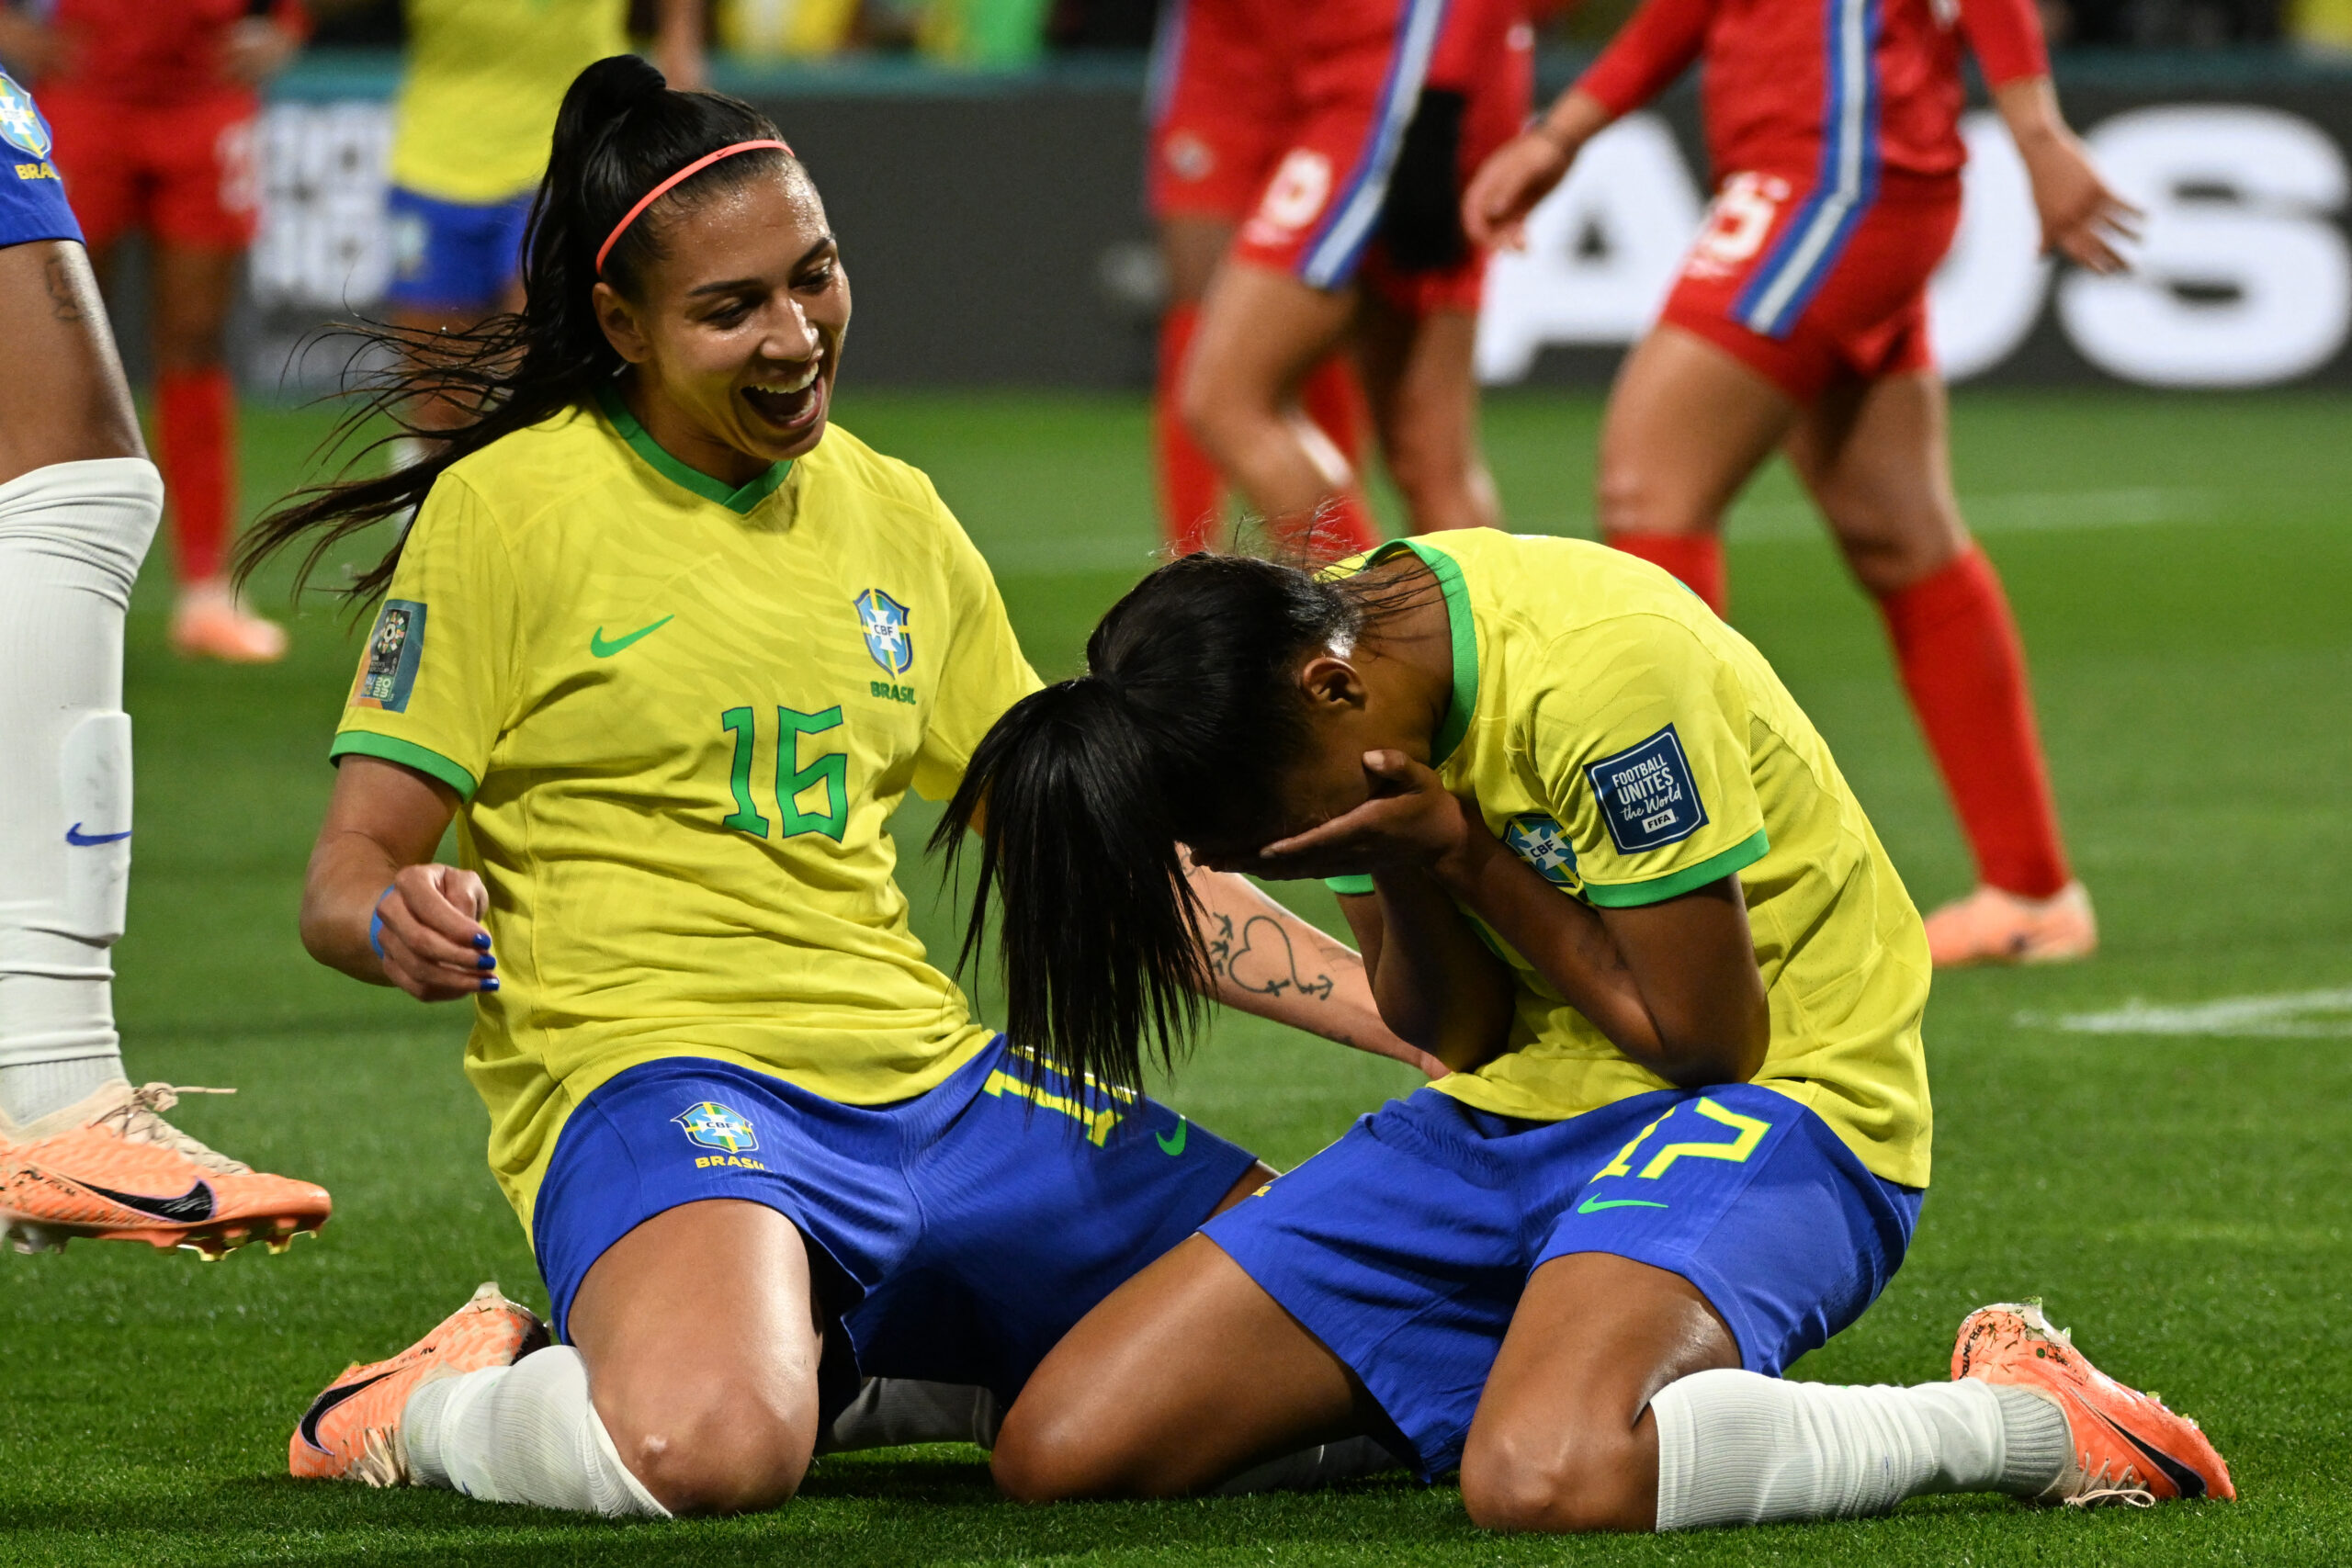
[595,138,795,276]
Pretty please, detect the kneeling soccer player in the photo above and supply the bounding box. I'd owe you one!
[0,65,330,1258]
[247,58,1422,1517]
[949,532,2234,1529]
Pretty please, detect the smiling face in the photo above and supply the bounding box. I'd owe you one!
[593,163,849,483]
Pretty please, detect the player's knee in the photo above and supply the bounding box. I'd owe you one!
[991,1394,1164,1502]
[605,1381,813,1516]
[1460,1421,1649,1534]
[1595,457,1705,540]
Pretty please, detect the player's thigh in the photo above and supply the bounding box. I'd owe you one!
[0,242,143,481]
[1460,1253,1738,1533]
[1598,324,1797,537]
[1160,215,1236,305]
[1355,297,1493,530]
[1785,367,1970,595]
[565,1197,828,1513]
[1182,260,1357,423]
[993,1233,1372,1501]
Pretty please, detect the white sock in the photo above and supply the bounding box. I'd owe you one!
[402,1346,668,1516]
[821,1379,1002,1452]
[1650,1370,2070,1529]
[1215,1435,1402,1495]
[0,460,161,1128]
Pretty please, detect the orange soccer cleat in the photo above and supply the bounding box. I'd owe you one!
[1953,1299,2234,1507]
[1923,880,2098,968]
[169,581,288,663]
[0,1081,331,1258]
[289,1282,549,1485]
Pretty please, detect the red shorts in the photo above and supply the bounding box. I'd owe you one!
[1148,0,1500,306]
[1660,170,1962,403]
[39,88,260,253]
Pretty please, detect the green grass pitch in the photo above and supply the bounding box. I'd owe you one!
[3,388,2348,1566]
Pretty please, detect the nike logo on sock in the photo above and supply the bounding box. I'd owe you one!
[77,1179,214,1224]
[298,1369,397,1453]
[64,823,130,846]
[1577,1196,1669,1213]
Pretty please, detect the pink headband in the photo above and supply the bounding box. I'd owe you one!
[594,138,795,275]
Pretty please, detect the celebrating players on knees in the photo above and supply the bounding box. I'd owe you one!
[967,532,2231,1529]
[245,54,1404,1518]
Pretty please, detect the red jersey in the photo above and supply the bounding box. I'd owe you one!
[1577,0,2048,186]
[35,0,306,108]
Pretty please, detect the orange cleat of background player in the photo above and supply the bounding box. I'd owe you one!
[1464,0,2133,965]
[1144,0,1546,557]
[0,0,308,662]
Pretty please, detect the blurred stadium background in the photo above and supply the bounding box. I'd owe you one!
[5,3,2351,1565]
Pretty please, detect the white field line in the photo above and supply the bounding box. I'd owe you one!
[2016,987,2352,1039]
[976,488,2228,577]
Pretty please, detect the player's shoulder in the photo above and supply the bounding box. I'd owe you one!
[430,403,628,525]
[800,423,949,517]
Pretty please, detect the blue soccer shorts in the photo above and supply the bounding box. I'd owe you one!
[384,186,533,312]
[533,1037,1260,1403]
[1202,1081,1924,1477]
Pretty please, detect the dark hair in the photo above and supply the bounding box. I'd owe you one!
[933,552,1416,1093]
[235,56,804,603]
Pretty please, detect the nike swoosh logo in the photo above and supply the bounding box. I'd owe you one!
[1577,1197,1669,1213]
[64,823,130,846]
[1156,1118,1188,1156]
[589,615,674,658]
[77,1179,214,1224]
[298,1368,397,1453]
[2098,1407,2209,1499]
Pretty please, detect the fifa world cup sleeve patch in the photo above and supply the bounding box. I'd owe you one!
[350,600,426,713]
[1585,725,1709,853]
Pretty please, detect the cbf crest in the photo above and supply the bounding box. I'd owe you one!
[854,588,912,677]
[673,1101,758,1155]
[0,73,51,160]
[1503,813,1580,889]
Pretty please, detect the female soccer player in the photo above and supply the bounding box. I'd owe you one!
[0,0,306,660]
[1148,0,1532,552]
[0,64,329,1256]
[243,57,1419,1517]
[947,533,2233,1529]
[1462,0,2130,966]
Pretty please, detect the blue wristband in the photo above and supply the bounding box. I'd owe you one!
[368,885,395,961]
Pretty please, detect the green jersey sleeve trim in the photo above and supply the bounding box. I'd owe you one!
[1323,874,1377,896]
[1359,538,1479,766]
[595,384,793,514]
[1580,829,1770,908]
[329,731,480,803]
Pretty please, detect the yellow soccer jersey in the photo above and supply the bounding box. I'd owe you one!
[390,0,628,204]
[1326,532,1932,1187]
[332,390,1042,1232]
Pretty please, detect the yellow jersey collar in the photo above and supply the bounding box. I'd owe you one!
[1362,538,1478,767]
[595,383,795,515]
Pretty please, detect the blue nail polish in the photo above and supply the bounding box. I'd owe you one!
[477,953,497,971]
[472,931,492,950]
[481,976,500,993]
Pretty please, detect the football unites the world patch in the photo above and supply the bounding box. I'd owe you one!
[350,600,425,713]
[854,588,912,678]
[673,1100,758,1155]
[1585,725,1709,853]
[1502,813,1579,888]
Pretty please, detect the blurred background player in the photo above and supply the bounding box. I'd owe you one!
[0,0,309,662]
[1144,0,1536,554]
[1464,0,2134,966]
[376,0,706,450]
[0,63,330,1257]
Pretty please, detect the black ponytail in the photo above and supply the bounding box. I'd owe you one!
[933,553,1399,1093]
[236,56,804,604]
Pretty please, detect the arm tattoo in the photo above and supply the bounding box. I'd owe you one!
[1216,914,1337,1002]
[43,256,84,323]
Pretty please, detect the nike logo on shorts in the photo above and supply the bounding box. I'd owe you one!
[1156,1118,1189,1156]
[1577,1196,1668,1213]
[589,615,674,658]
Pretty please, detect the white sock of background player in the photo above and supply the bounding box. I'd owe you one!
[0,458,163,1130]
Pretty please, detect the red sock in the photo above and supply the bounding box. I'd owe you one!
[157,366,236,585]
[1605,530,1728,619]
[1156,303,1224,555]
[1879,547,2071,898]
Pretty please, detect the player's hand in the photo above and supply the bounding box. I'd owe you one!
[1462,129,1576,253]
[371,863,497,1003]
[220,17,301,86]
[1216,750,1480,884]
[2021,130,2141,275]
